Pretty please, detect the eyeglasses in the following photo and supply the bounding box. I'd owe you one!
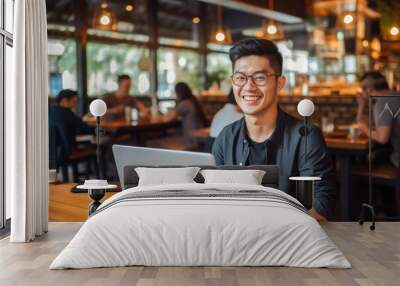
[231,72,280,87]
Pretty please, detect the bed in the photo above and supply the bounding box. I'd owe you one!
[50,165,350,269]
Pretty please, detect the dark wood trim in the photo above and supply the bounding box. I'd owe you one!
[147,0,159,99]
[47,29,226,55]
[74,0,89,116]
[198,2,208,90]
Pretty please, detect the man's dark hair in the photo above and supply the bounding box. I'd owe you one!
[229,38,283,75]
[227,89,236,105]
[56,89,78,104]
[118,74,131,83]
[360,71,389,91]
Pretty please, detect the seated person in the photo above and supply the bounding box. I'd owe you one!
[49,89,94,161]
[212,38,335,221]
[210,88,243,138]
[357,71,400,167]
[102,74,150,119]
[166,82,208,144]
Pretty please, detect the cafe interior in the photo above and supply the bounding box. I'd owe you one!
[44,0,400,221]
[1,0,400,284]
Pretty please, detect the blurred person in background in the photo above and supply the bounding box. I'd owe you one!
[166,82,208,144]
[49,89,94,160]
[102,74,150,119]
[357,71,400,167]
[210,88,243,138]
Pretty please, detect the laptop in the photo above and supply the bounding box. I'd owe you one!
[112,145,216,189]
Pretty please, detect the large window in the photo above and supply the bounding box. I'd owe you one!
[87,43,151,97]
[48,39,77,97]
[157,48,201,99]
[206,52,231,90]
[1,0,14,229]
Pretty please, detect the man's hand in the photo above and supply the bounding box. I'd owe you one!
[309,208,327,222]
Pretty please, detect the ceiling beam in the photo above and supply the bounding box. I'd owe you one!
[197,0,303,24]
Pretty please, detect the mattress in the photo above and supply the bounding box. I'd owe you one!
[50,183,350,269]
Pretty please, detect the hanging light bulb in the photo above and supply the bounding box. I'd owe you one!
[384,24,400,41]
[267,23,278,35]
[209,5,232,45]
[100,13,111,26]
[216,31,226,42]
[192,17,200,24]
[125,4,134,12]
[343,14,354,25]
[390,26,399,36]
[256,0,285,41]
[95,1,117,30]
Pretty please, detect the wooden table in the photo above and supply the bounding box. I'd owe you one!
[325,132,369,220]
[49,183,120,222]
[87,115,180,135]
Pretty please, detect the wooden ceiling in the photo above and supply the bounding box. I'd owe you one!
[46,0,308,41]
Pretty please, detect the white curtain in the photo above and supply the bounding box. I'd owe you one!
[7,0,49,242]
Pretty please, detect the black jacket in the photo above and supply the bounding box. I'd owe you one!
[49,105,94,162]
[212,109,336,218]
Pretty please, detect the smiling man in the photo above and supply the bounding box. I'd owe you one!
[212,38,336,220]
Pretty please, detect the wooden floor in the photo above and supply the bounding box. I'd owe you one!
[49,183,118,221]
[1,222,399,286]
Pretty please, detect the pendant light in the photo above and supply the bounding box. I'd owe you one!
[210,4,232,45]
[256,0,285,41]
[94,1,117,30]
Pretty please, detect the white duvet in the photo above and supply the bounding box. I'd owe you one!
[50,183,351,269]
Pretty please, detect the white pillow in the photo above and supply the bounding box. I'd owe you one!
[200,169,266,185]
[135,167,200,186]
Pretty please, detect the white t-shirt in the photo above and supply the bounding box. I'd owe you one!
[210,104,243,138]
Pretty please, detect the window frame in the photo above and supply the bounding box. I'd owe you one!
[1,0,14,230]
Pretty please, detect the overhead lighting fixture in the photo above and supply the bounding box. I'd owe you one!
[209,5,232,45]
[192,17,200,24]
[370,37,381,60]
[125,4,134,12]
[390,26,399,36]
[94,1,117,30]
[256,0,285,41]
[343,14,354,25]
[100,13,111,26]
[384,24,400,41]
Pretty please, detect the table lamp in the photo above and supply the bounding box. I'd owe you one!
[89,99,107,178]
[289,99,320,210]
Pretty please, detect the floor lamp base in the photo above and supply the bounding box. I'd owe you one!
[359,203,375,231]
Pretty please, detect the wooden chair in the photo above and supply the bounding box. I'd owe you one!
[49,126,98,182]
[352,163,400,216]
